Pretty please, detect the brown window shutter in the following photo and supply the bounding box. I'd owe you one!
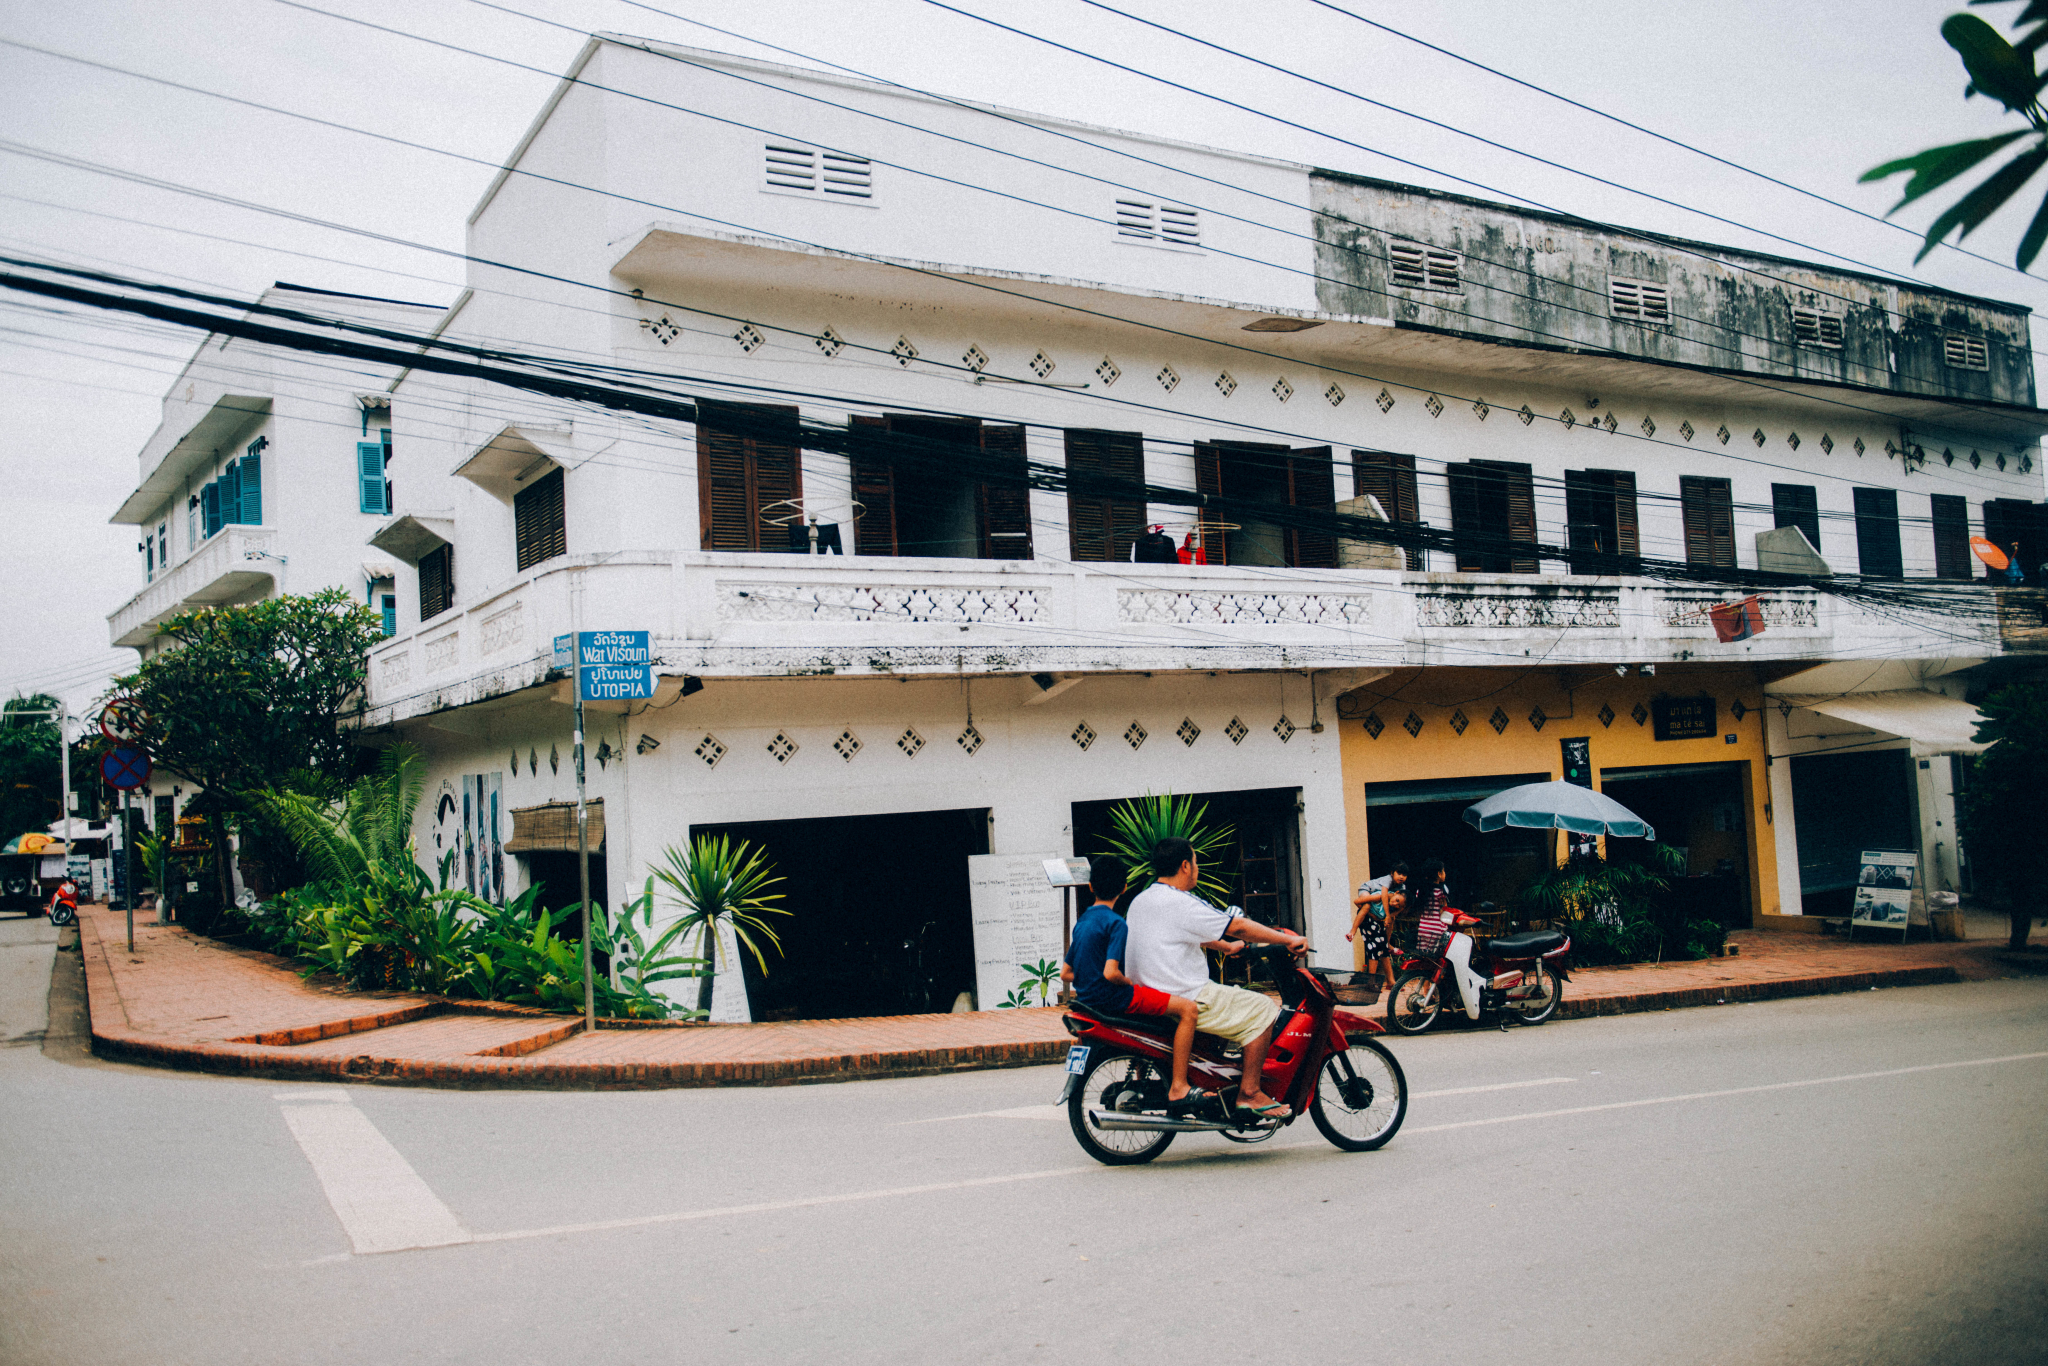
[1193,441,1226,565]
[419,543,454,620]
[1286,446,1338,569]
[847,415,897,556]
[1446,461,1483,572]
[697,400,802,552]
[1611,470,1640,562]
[1499,461,1538,574]
[1680,476,1735,567]
[1064,429,1145,563]
[978,424,1033,560]
[1352,450,1421,570]
[1930,494,1970,580]
[514,466,566,571]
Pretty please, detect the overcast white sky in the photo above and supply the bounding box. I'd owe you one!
[0,0,2040,719]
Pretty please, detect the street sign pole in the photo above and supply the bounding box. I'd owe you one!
[123,788,134,952]
[565,631,653,1034]
[576,669,594,1035]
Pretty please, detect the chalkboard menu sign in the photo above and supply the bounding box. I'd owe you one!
[1652,696,1716,741]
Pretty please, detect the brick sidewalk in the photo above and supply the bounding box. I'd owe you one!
[76,904,2014,1090]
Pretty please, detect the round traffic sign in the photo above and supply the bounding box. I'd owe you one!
[100,745,152,790]
[99,698,147,744]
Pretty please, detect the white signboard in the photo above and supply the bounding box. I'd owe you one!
[1852,849,1916,940]
[969,852,1068,1011]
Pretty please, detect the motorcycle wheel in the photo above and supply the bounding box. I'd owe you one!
[1310,1038,1407,1151]
[1068,1051,1176,1166]
[1385,970,1442,1035]
[48,904,75,927]
[1509,965,1564,1025]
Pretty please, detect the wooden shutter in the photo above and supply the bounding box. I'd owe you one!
[1930,494,1970,580]
[357,441,387,514]
[380,594,397,637]
[849,414,897,556]
[978,425,1033,560]
[1192,442,1226,565]
[1286,446,1338,569]
[418,543,454,620]
[238,446,262,525]
[219,460,242,527]
[201,481,221,539]
[695,401,801,552]
[1565,469,1639,574]
[1771,484,1820,554]
[1446,462,1482,572]
[1680,476,1735,567]
[1353,450,1421,570]
[1852,486,1902,578]
[1064,429,1145,563]
[1499,461,1538,574]
[514,466,566,571]
[1610,470,1640,563]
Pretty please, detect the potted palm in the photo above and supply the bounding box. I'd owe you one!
[650,835,789,1017]
[1098,792,1236,906]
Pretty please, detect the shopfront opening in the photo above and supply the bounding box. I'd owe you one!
[691,807,988,1021]
[1071,787,1304,930]
[1600,761,1753,927]
[1787,749,1916,916]
[1362,773,1552,911]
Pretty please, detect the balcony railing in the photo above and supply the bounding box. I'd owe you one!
[109,526,281,647]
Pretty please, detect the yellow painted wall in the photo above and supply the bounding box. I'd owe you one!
[1336,664,1781,929]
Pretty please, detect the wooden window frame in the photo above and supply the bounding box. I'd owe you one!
[1679,475,1737,568]
[1851,486,1903,578]
[696,401,803,554]
[418,543,455,621]
[514,466,567,572]
[1564,468,1641,574]
[1448,459,1539,574]
[1352,449,1423,571]
[1929,493,1971,581]
[1064,429,1147,564]
[1770,483,1821,556]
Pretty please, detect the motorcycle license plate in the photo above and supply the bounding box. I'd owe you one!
[1064,1045,1090,1075]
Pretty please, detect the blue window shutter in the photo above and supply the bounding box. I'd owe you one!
[201,482,221,538]
[239,447,262,525]
[358,441,387,514]
[381,595,397,637]
[220,460,242,527]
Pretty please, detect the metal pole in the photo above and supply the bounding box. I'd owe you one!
[576,671,594,1034]
[124,787,134,953]
[58,709,72,889]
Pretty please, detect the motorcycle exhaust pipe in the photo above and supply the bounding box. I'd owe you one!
[1088,1108,1237,1133]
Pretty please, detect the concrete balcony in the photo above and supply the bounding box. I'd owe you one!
[109,526,281,647]
[360,552,2004,727]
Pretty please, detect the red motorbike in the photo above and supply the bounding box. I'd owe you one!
[1385,909,1571,1035]
[1059,947,1407,1165]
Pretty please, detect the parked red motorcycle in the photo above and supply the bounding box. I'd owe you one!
[1385,909,1570,1035]
[1059,947,1407,1165]
[46,877,78,928]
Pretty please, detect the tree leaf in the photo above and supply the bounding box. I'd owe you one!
[2016,184,2048,267]
[1917,140,2048,259]
[1944,13,2041,109]
[1861,130,2033,207]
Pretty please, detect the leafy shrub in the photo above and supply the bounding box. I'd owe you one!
[1513,845,1720,966]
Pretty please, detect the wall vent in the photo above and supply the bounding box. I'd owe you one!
[1791,307,1844,349]
[1390,241,1461,291]
[765,144,872,199]
[1117,199,1200,247]
[1943,333,1989,370]
[1610,279,1670,324]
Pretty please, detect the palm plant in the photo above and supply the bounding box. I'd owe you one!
[251,743,425,889]
[1099,793,1236,906]
[649,836,789,1016]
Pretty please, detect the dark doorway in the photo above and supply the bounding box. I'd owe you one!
[1193,442,1337,568]
[849,415,1031,560]
[1601,762,1753,926]
[1787,749,1915,916]
[1363,773,1551,911]
[520,851,610,949]
[1070,787,1303,930]
[691,808,988,1021]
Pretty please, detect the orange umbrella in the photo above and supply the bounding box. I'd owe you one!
[1971,536,2009,570]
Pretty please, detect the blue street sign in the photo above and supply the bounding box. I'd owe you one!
[575,630,654,701]
[552,634,573,670]
[100,746,151,790]
[577,630,651,667]
[581,664,655,700]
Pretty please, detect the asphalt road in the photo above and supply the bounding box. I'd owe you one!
[3,913,2045,1366]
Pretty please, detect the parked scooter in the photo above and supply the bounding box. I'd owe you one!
[1059,946,1407,1165]
[46,877,78,928]
[1385,907,1570,1035]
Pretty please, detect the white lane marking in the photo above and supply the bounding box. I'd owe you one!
[274,1088,351,1103]
[470,1165,1098,1247]
[279,1097,472,1255]
[1407,1050,2048,1136]
[902,1103,1068,1124]
[1412,1077,1576,1099]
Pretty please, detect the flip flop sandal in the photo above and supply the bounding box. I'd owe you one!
[1234,1099,1291,1119]
[1164,1089,1217,1116]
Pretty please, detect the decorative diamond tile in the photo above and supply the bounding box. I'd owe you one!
[1752,427,1767,447]
[647,315,680,345]
[1402,711,1423,738]
[1449,709,1469,736]
[1853,436,1866,456]
[1730,699,1748,722]
[1943,447,1955,466]
[1361,711,1384,740]
[1272,376,1294,403]
[1527,706,1547,732]
[1680,420,1695,442]
[1029,349,1056,378]
[1716,424,1731,445]
[2022,453,2035,474]
[1602,412,1618,434]
[1597,702,1616,728]
[896,727,925,758]
[733,322,765,353]
[1273,715,1296,743]
[1640,415,1656,438]
[1156,364,1180,392]
[1224,715,1248,745]
[891,335,919,367]
[1472,397,1490,421]
[1071,721,1096,751]
[1970,450,1981,469]
[1095,355,1120,386]
[510,750,520,775]
[1997,453,2008,471]
[694,734,727,768]
[1376,388,1396,413]
[1325,382,1346,407]
[1123,720,1147,750]
[1425,394,1444,419]
[528,747,539,775]
[1518,404,1535,426]
[595,741,612,770]
[1787,431,1801,452]
[1176,717,1201,747]
[549,744,560,775]
[1632,702,1649,726]
[1561,407,1576,430]
[767,731,798,764]
[1214,371,1237,398]
[832,729,863,763]
[962,343,989,373]
[957,725,983,756]
[815,326,844,358]
[1819,433,1834,455]
[1488,707,1510,735]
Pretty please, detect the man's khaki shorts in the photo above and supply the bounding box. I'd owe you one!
[1193,982,1280,1046]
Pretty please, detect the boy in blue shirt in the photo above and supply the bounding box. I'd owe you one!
[1060,855,1210,1114]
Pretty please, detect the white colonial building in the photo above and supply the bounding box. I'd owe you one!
[358,36,2047,1020]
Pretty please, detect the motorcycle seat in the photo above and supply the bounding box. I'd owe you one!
[1486,929,1567,958]
[1068,1005,1179,1037]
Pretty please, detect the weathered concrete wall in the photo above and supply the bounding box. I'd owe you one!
[1310,171,2034,409]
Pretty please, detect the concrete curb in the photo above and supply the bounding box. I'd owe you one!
[1558,964,1964,1018]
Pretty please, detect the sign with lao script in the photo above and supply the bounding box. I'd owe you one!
[969,853,1068,1011]
[575,630,654,701]
[1652,696,1716,741]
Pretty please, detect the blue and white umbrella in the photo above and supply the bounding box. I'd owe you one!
[1461,780,1654,839]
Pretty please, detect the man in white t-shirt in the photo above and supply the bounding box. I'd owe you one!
[1124,837,1309,1119]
